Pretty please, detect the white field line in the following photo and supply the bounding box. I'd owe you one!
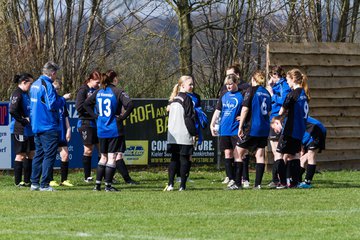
[0,230,196,240]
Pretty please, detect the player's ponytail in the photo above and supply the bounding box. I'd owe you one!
[252,70,266,86]
[287,68,310,100]
[301,74,311,101]
[13,73,33,84]
[101,70,117,89]
[169,75,192,101]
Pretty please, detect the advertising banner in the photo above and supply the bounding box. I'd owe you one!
[3,99,219,169]
[0,103,11,168]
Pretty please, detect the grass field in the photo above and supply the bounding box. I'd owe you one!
[0,167,359,240]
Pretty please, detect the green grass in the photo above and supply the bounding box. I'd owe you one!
[0,167,360,240]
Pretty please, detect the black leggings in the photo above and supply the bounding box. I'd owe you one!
[168,153,191,189]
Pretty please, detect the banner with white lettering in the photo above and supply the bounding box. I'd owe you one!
[0,103,11,168]
[3,99,218,169]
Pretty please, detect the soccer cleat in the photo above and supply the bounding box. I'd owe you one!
[84,177,94,183]
[50,181,60,187]
[276,184,287,189]
[93,185,101,191]
[16,181,26,187]
[242,180,250,189]
[179,187,185,191]
[227,180,235,187]
[227,184,241,190]
[298,182,312,189]
[222,177,230,184]
[253,185,261,190]
[30,184,40,191]
[163,184,174,191]
[267,181,278,189]
[61,180,74,187]
[105,186,119,192]
[125,179,139,185]
[40,186,55,191]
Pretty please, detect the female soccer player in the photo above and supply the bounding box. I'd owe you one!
[235,70,272,190]
[164,75,196,191]
[266,65,291,188]
[298,116,326,188]
[49,79,73,187]
[9,73,34,187]
[276,68,310,188]
[75,70,101,182]
[210,74,244,189]
[84,70,134,192]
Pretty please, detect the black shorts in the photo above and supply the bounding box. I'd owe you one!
[304,137,326,153]
[167,144,194,156]
[219,136,239,151]
[12,134,35,154]
[58,140,67,148]
[99,136,125,154]
[237,136,268,152]
[269,127,281,140]
[78,126,99,145]
[276,135,301,155]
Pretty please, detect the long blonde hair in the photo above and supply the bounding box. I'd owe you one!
[287,69,311,100]
[169,75,193,101]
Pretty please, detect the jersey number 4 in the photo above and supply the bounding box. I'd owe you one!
[97,98,112,117]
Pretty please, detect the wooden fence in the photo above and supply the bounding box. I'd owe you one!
[266,42,360,170]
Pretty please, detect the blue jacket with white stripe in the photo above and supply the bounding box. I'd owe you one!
[30,75,66,133]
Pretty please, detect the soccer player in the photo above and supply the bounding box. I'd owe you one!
[220,64,251,187]
[210,74,243,189]
[235,70,272,190]
[298,116,326,188]
[164,75,197,191]
[84,70,134,192]
[266,65,291,188]
[49,79,73,187]
[9,73,34,187]
[75,70,101,182]
[276,68,310,188]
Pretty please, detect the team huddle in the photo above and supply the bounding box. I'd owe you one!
[9,61,326,192]
[206,64,326,190]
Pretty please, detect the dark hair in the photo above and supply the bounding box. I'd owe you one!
[270,65,285,78]
[13,73,34,84]
[101,70,117,89]
[84,70,101,84]
[226,63,241,75]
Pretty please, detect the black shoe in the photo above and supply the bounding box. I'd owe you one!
[93,185,101,191]
[125,179,139,185]
[105,186,120,192]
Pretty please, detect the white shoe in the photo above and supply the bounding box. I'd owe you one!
[242,180,250,188]
[227,180,235,187]
[163,185,174,191]
[84,177,93,183]
[222,177,230,184]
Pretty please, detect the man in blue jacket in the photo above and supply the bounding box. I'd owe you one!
[29,61,71,191]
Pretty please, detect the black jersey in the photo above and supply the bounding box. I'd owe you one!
[282,88,309,140]
[75,84,97,121]
[9,87,33,136]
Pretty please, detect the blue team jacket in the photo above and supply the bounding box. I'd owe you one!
[30,75,66,133]
[270,77,291,120]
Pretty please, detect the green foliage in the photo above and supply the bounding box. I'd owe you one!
[0,169,359,239]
